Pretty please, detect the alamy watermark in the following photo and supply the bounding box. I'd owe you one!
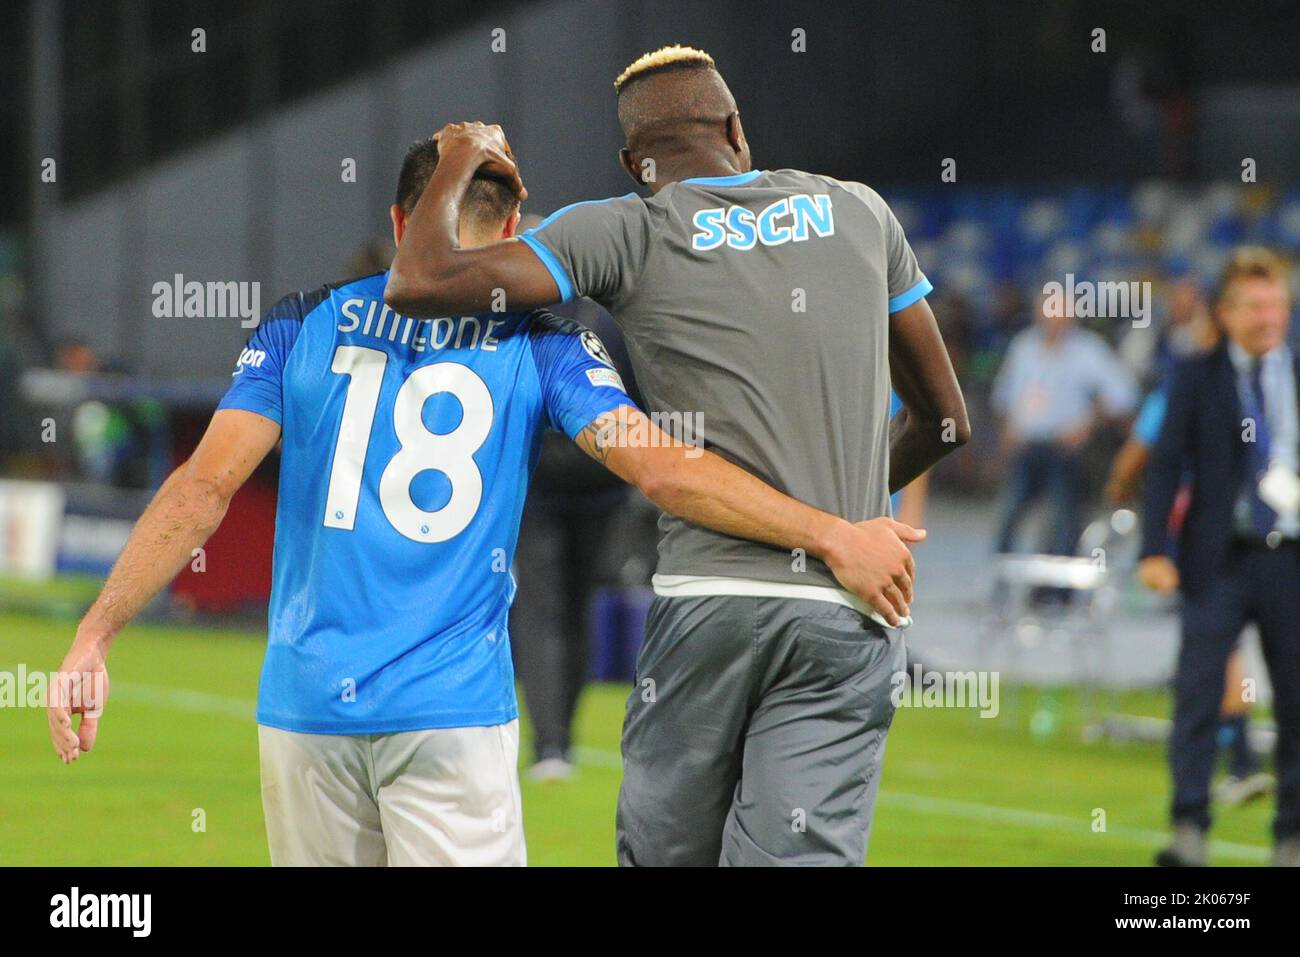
[1043,273,1151,328]
[151,274,261,328]
[593,405,706,459]
[1,665,105,711]
[891,665,1000,718]
[50,887,151,937]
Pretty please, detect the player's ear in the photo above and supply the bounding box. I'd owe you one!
[501,209,521,240]
[618,147,641,187]
[726,112,750,168]
[390,204,405,247]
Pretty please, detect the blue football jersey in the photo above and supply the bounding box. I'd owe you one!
[217,271,634,734]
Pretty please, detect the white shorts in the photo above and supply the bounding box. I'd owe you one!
[258,721,525,866]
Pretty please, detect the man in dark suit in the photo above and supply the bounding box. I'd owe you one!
[1140,247,1300,866]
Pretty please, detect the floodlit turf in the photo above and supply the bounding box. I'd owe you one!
[0,610,1276,866]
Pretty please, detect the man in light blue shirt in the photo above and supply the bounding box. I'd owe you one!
[992,292,1138,555]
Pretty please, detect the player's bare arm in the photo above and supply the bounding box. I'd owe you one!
[386,122,559,316]
[48,409,282,764]
[887,297,970,493]
[573,405,924,626]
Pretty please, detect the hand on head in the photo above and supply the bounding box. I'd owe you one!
[433,121,528,202]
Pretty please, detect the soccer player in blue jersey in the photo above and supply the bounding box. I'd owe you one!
[47,138,913,866]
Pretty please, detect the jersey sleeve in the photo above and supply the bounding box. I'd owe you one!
[526,310,638,439]
[517,194,650,308]
[838,180,933,312]
[881,203,932,312]
[215,293,307,425]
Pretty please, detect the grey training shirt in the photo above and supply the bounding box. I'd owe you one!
[520,168,931,590]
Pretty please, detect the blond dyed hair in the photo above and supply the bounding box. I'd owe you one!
[614,45,716,92]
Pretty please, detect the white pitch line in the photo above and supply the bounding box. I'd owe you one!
[111,681,1272,862]
[113,682,256,721]
[874,791,1271,863]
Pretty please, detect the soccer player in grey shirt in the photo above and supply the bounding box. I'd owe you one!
[387,45,969,865]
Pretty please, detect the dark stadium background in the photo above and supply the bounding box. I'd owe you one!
[1,0,1299,867]
[3,0,1297,381]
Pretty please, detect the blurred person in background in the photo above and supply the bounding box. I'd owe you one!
[55,337,99,375]
[53,337,160,489]
[1119,274,1212,390]
[509,215,644,779]
[1108,279,1219,504]
[1139,247,1300,867]
[1107,310,1272,808]
[991,291,1138,558]
[511,402,628,781]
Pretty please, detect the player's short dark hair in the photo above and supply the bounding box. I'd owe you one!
[394,137,519,231]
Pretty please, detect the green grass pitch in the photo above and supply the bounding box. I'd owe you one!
[0,610,1276,865]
